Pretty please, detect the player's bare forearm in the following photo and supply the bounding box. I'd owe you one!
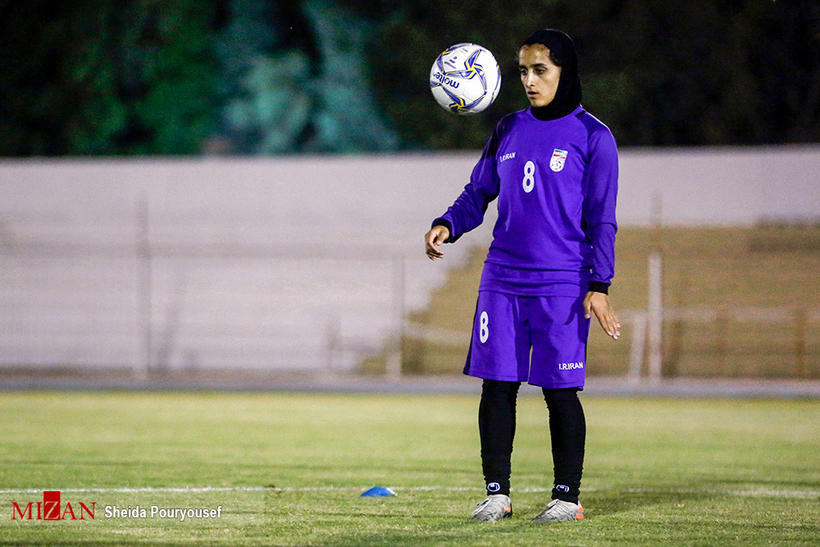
[424,225,450,260]
[584,291,620,340]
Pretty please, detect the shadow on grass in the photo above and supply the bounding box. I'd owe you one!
[584,489,713,518]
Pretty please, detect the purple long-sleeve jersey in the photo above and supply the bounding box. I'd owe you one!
[436,105,618,296]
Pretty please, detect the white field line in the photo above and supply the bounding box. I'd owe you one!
[0,486,818,498]
[627,487,820,499]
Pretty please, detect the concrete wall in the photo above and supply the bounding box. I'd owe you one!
[617,145,820,225]
[1,146,818,373]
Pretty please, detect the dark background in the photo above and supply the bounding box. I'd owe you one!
[1,0,818,156]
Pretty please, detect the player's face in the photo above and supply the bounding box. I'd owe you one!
[519,44,562,108]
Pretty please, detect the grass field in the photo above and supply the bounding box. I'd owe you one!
[2,391,819,546]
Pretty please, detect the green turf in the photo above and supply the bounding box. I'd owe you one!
[1,391,819,546]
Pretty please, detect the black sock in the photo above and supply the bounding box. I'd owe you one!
[542,387,585,504]
[478,379,521,496]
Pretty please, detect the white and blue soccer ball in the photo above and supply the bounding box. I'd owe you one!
[429,43,501,115]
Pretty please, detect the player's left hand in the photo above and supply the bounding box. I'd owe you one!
[584,291,620,340]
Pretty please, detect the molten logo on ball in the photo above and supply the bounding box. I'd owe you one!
[430,43,501,115]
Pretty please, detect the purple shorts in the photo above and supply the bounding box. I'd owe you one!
[463,290,590,389]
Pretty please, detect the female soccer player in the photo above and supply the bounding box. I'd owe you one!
[424,29,620,523]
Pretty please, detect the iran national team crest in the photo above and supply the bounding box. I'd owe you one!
[550,148,568,172]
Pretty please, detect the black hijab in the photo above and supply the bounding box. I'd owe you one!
[520,29,582,120]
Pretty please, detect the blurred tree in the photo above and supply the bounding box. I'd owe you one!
[752,0,820,143]
[342,0,820,148]
[301,0,398,152]
[585,0,820,145]
[0,1,122,155]
[0,0,220,156]
[345,0,546,150]
[1,0,816,155]
[119,0,221,154]
[214,0,312,153]
[213,0,397,153]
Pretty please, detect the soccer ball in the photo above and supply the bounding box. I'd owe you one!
[429,43,501,115]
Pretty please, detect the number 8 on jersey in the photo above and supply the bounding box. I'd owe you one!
[479,311,489,343]
[522,160,535,193]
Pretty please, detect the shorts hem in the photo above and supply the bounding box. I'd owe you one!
[465,371,585,391]
[527,380,585,390]
[463,371,525,383]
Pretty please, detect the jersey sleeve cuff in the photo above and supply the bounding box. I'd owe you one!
[432,218,460,243]
[588,281,610,294]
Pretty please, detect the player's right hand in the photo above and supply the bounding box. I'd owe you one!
[424,225,450,260]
